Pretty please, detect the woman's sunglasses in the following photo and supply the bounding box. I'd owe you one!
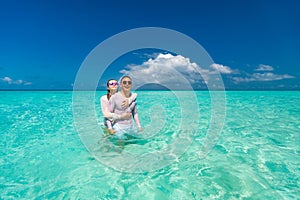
[108,82,118,86]
[122,80,132,85]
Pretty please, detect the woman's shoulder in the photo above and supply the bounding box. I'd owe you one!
[100,95,108,102]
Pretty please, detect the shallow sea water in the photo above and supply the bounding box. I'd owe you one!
[1,91,299,199]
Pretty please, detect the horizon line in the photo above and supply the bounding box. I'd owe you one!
[1,89,300,92]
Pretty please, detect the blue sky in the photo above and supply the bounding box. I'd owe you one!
[0,0,299,90]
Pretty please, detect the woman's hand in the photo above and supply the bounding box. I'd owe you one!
[121,99,129,109]
[109,129,115,134]
[120,112,131,120]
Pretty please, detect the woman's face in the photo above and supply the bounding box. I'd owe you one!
[121,77,132,92]
[107,80,118,93]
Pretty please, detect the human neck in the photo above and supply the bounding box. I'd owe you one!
[109,89,117,96]
[121,90,130,98]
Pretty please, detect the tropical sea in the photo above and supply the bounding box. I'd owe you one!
[1,90,299,199]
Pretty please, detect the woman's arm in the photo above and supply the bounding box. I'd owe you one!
[100,96,121,120]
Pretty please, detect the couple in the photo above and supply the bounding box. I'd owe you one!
[100,76,143,137]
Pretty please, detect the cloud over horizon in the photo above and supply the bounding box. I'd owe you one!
[255,64,274,71]
[232,64,295,83]
[120,53,204,89]
[119,53,296,89]
[1,76,32,86]
[210,63,235,74]
[233,72,295,83]
[120,53,232,89]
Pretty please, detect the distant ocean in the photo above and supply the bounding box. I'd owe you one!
[1,91,299,199]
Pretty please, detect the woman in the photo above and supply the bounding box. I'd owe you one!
[108,76,142,136]
[100,79,137,134]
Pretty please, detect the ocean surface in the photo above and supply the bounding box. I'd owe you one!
[1,91,299,199]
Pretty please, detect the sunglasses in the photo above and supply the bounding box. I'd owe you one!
[122,80,132,85]
[108,82,118,86]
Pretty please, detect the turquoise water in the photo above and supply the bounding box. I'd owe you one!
[1,91,299,199]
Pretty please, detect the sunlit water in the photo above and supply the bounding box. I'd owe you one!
[1,91,299,199]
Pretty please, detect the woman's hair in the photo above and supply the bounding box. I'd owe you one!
[106,79,117,100]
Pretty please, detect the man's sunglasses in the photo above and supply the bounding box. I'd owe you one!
[122,81,132,85]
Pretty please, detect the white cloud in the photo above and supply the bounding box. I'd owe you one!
[255,64,274,71]
[1,76,32,85]
[233,72,295,82]
[24,82,32,85]
[14,80,23,85]
[119,53,235,89]
[120,53,204,89]
[119,53,295,89]
[210,63,234,74]
[1,76,13,84]
[232,63,295,84]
